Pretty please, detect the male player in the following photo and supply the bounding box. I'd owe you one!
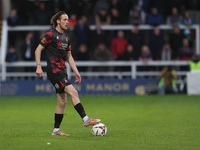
[35,11,100,136]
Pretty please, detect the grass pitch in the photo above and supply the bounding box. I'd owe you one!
[0,95,200,150]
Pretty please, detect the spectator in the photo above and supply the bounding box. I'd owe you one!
[128,25,144,60]
[129,3,146,25]
[11,0,30,25]
[95,8,111,25]
[121,44,136,61]
[158,66,178,95]
[74,16,90,46]
[20,32,36,73]
[91,23,109,49]
[111,30,129,60]
[178,38,193,60]
[188,54,200,71]
[6,46,18,72]
[147,7,164,26]
[76,44,90,61]
[81,15,89,25]
[76,44,90,71]
[149,28,164,60]
[33,2,51,25]
[129,11,142,25]
[110,8,123,24]
[181,10,196,41]
[93,43,113,72]
[138,45,152,74]
[93,43,113,61]
[166,7,182,26]
[121,44,135,71]
[7,8,22,26]
[139,45,152,62]
[20,32,35,61]
[68,14,77,27]
[131,0,150,14]
[161,43,172,61]
[7,8,22,45]
[6,46,18,62]
[184,0,200,24]
[169,26,185,59]
[182,10,196,25]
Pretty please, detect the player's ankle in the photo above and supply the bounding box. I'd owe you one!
[53,128,60,132]
[83,116,89,122]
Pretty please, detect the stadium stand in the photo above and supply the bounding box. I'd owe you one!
[0,0,200,90]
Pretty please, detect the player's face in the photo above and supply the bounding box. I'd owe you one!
[59,14,69,31]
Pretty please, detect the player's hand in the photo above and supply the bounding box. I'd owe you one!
[36,67,44,78]
[75,73,81,83]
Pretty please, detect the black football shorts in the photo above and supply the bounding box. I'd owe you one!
[47,72,71,93]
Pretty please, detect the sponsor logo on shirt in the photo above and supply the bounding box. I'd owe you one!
[57,42,68,50]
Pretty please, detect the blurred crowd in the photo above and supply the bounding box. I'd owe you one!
[5,0,200,71]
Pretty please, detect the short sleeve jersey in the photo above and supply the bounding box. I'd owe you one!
[40,28,71,74]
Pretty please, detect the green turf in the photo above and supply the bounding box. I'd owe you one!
[0,95,200,150]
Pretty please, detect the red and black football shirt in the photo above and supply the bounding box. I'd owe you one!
[40,28,71,74]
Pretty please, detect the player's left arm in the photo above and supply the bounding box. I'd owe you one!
[66,51,81,83]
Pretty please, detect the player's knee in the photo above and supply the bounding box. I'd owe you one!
[59,98,67,106]
[69,89,79,98]
[63,99,67,105]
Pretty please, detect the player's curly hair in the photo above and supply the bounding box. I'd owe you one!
[50,11,67,28]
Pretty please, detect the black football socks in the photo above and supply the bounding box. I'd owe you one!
[74,103,87,118]
[54,113,64,128]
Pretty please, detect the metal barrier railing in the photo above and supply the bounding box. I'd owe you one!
[0,61,189,80]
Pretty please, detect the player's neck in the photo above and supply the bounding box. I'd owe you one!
[55,26,64,34]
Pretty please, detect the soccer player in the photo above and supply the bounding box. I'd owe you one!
[35,11,100,136]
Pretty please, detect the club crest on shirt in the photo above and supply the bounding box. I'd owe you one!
[63,78,68,83]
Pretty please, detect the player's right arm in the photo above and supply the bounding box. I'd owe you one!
[35,44,44,77]
[35,31,52,77]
